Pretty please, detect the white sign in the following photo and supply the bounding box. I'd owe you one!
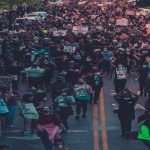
[73,26,89,34]
[116,67,127,80]
[19,102,39,120]
[53,30,67,36]
[63,46,76,54]
[116,18,128,26]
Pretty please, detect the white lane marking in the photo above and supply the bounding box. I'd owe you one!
[68,130,88,133]
[6,130,22,133]
[7,129,89,133]
[111,90,115,92]
[6,136,40,140]
[110,92,116,96]
[112,103,118,106]
[3,127,128,140]
[112,103,146,111]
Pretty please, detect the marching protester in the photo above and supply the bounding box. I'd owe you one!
[25,63,44,88]
[113,88,140,139]
[0,93,9,136]
[7,93,18,128]
[37,106,63,150]
[21,89,35,136]
[90,66,103,104]
[74,79,93,119]
[54,89,75,131]
[0,0,150,149]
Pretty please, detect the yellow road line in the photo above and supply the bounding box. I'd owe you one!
[93,104,100,150]
[100,88,108,150]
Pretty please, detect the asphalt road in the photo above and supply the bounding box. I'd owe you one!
[0,76,149,150]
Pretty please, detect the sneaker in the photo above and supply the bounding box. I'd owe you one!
[126,134,131,140]
[93,101,97,104]
[120,133,126,137]
[75,115,80,120]
[82,114,86,118]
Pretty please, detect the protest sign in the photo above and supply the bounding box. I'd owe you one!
[140,11,147,16]
[63,46,76,54]
[116,18,128,26]
[12,5,17,11]
[97,3,108,10]
[0,76,12,87]
[9,30,26,35]
[19,29,26,33]
[136,11,141,16]
[53,30,67,36]
[116,67,127,80]
[128,29,137,34]
[136,10,147,16]
[9,30,17,34]
[18,102,39,120]
[78,1,86,5]
[125,10,135,16]
[72,26,89,34]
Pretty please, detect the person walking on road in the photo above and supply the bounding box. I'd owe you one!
[113,88,139,139]
[74,79,93,119]
[54,89,75,131]
[90,66,103,104]
[7,93,18,128]
[38,107,63,150]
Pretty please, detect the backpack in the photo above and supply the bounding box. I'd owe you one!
[92,73,103,87]
[0,100,9,114]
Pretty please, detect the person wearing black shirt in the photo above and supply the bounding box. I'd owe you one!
[114,64,127,93]
[90,66,103,104]
[138,59,149,96]
[114,88,139,139]
[43,63,55,90]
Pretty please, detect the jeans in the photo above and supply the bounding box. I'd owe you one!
[8,106,16,126]
[58,108,71,130]
[38,130,53,150]
[118,113,132,135]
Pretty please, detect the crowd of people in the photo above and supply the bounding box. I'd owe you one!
[0,0,150,149]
